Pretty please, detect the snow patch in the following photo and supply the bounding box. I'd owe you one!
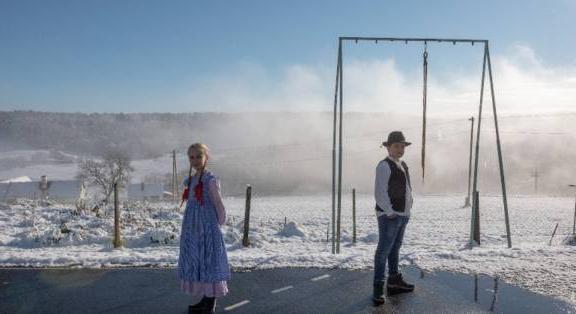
[277,221,306,238]
[0,176,32,183]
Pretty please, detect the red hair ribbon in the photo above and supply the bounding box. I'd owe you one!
[179,171,204,208]
[179,183,189,208]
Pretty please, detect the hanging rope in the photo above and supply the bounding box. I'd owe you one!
[422,43,428,182]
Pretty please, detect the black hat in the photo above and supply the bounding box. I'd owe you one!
[382,131,411,147]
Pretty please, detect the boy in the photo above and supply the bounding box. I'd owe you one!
[373,131,416,305]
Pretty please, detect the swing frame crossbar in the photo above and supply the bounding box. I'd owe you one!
[330,36,512,254]
[340,36,487,44]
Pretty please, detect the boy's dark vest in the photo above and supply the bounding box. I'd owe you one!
[375,158,412,213]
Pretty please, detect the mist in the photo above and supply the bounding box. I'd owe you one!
[1,110,575,197]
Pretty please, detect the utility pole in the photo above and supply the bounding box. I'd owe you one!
[465,117,474,207]
[172,150,178,204]
[532,167,539,195]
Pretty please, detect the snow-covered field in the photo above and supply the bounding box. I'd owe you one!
[0,195,575,306]
[0,149,186,182]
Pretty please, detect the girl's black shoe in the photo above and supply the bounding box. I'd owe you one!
[188,298,206,314]
[188,297,216,314]
[202,297,216,313]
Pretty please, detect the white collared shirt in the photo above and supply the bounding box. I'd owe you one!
[374,156,413,217]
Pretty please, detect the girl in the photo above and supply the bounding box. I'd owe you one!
[178,143,230,313]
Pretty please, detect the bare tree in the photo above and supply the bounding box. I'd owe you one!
[77,150,134,206]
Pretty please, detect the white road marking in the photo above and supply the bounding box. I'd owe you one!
[271,285,294,294]
[224,300,250,311]
[311,274,330,281]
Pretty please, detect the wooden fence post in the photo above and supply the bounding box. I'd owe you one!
[113,182,122,248]
[549,222,559,246]
[352,188,357,244]
[473,191,480,245]
[242,185,252,247]
[570,185,576,235]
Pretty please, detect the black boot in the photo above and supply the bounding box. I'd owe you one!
[202,297,216,314]
[373,282,386,305]
[188,297,216,314]
[188,298,206,314]
[387,273,415,295]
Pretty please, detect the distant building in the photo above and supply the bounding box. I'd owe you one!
[0,177,166,202]
[127,182,165,201]
[0,179,82,201]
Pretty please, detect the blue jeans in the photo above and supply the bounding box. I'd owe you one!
[373,214,409,284]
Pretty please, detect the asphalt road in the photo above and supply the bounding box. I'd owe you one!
[1,266,573,313]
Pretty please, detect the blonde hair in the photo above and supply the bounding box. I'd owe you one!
[187,143,210,159]
[186,143,210,177]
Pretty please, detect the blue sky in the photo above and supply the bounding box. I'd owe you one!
[1,0,575,113]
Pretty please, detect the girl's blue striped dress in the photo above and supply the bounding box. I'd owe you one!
[178,170,231,297]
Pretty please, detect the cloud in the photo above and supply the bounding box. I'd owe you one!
[187,44,576,115]
[472,43,576,114]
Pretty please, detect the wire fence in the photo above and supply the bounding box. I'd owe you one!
[213,189,576,247]
[2,189,574,250]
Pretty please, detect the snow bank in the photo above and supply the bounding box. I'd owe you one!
[277,221,306,237]
[1,176,32,183]
[0,195,575,306]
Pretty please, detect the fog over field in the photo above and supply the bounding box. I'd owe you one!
[1,110,575,197]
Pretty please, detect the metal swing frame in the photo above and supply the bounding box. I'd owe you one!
[330,36,512,254]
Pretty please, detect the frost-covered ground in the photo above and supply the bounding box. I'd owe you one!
[0,195,575,306]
